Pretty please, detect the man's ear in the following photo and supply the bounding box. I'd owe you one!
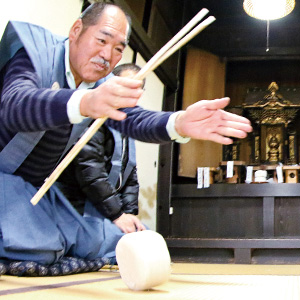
[69,19,83,41]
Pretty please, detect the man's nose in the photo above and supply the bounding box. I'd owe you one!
[99,44,112,61]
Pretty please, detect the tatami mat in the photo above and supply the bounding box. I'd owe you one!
[1,263,300,299]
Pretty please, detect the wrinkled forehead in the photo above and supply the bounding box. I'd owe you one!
[97,6,130,41]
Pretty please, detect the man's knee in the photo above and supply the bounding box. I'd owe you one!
[0,237,64,265]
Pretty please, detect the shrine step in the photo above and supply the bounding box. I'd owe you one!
[166,238,300,264]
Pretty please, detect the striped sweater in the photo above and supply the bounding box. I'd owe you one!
[0,48,171,186]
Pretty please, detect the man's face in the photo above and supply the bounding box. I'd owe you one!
[69,6,129,87]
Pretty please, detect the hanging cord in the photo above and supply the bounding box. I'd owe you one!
[266,19,270,52]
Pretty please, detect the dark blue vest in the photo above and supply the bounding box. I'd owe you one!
[0,21,111,174]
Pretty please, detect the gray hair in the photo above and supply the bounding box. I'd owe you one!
[80,2,132,42]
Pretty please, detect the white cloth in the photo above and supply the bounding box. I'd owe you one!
[166,111,191,144]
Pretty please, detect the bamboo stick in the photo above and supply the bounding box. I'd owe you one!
[146,16,216,79]
[136,8,209,79]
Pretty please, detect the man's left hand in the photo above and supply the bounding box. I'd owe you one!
[174,97,252,145]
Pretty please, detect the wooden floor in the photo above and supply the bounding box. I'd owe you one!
[1,263,300,299]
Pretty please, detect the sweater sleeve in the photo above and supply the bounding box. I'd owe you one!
[105,106,173,144]
[0,47,74,132]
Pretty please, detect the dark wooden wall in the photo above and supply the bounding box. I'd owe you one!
[226,59,300,107]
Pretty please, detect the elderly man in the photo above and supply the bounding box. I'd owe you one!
[0,2,252,265]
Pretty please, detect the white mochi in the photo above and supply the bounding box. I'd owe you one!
[116,230,171,291]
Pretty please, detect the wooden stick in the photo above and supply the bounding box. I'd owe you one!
[136,8,209,79]
[142,16,216,80]
[31,10,215,205]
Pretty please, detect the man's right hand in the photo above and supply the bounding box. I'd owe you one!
[80,76,144,121]
[113,213,146,233]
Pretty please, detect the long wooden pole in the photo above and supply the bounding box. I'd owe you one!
[31,11,216,206]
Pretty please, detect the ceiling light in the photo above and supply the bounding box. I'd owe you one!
[243,0,295,20]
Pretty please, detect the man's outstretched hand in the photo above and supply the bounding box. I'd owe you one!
[175,97,252,144]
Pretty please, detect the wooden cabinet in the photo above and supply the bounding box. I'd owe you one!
[161,183,300,264]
